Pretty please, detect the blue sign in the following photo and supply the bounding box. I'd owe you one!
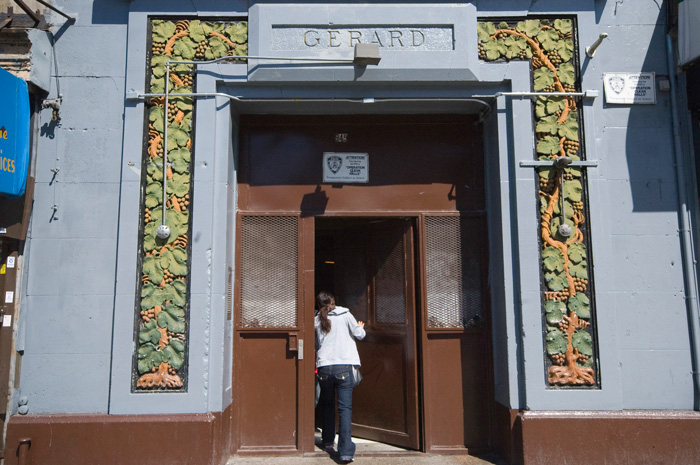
[0,67,30,197]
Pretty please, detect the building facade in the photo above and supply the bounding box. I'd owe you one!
[1,1,699,464]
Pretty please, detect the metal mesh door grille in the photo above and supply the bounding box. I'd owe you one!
[425,216,483,328]
[375,232,406,324]
[239,216,298,328]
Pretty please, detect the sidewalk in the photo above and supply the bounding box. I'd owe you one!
[227,453,507,465]
[227,437,508,465]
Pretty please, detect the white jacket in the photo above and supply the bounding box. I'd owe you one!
[315,306,366,368]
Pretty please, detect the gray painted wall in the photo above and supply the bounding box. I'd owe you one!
[13,0,698,417]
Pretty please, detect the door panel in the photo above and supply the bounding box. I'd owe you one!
[335,219,420,450]
[237,333,299,450]
[233,214,307,454]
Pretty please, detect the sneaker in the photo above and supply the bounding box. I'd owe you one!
[340,457,354,463]
[323,444,335,453]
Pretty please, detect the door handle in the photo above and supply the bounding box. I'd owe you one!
[288,333,303,360]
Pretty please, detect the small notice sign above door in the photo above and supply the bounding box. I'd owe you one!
[323,152,369,183]
[603,72,656,104]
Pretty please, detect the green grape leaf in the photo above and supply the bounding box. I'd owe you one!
[538,166,557,180]
[563,179,583,202]
[554,19,572,35]
[537,136,561,155]
[172,279,187,299]
[569,262,587,279]
[205,37,229,60]
[159,249,173,270]
[568,293,590,319]
[150,77,164,95]
[171,87,193,111]
[169,148,191,174]
[546,329,568,355]
[139,320,162,345]
[537,28,560,51]
[149,106,165,133]
[152,21,176,43]
[151,54,169,79]
[477,22,496,42]
[172,37,197,60]
[146,157,164,183]
[572,330,593,356]
[157,305,186,332]
[504,35,527,59]
[137,343,163,374]
[141,252,163,285]
[188,20,206,43]
[483,39,506,60]
[170,338,185,353]
[543,247,565,273]
[163,280,187,307]
[557,62,576,86]
[557,38,575,63]
[536,115,559,136]
[170,172,191,197]
[516,19,542,38]
[558,114,579,141]
[547,96,567,115]
[169,246,188,276]
[533,67,554,91]
[203,21,224,34]
[545,271,568,291]
[146,182,162,196]
[568,243,586,264]
[226,21,248,44]
[145,193,161,209]
[161,344,185,369]
[545,300,567,324]
[143,222,158,253]
[167,124,190,149]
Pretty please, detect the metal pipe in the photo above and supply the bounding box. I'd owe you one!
[666,33,700,410]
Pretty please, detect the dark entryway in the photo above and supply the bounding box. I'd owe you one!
[232,115,493,455]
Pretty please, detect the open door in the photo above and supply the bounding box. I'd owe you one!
[323,218,420,450]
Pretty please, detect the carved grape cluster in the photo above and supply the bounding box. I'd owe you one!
[551,353,566,366]
[141,307,157,323]
[563,139,579,155]
[573,276,588,293]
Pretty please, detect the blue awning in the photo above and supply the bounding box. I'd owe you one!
[0,67,30,197]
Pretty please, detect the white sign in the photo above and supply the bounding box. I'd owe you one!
[323,153,369,183]
[604,72,656,104]
[4,291,13,304]
[2,315,10,327]
[6,257,15,269]
[272,26,455,51]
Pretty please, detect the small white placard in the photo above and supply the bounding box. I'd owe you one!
[2,315,11,327]
[604,72,656,104]
[323,152,369,183]
[6,257,15,269]
[0,228,6,234]
[4,291,13,304]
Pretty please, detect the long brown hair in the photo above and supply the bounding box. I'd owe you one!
[316,291,335,333]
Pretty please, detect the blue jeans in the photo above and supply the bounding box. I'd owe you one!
[317,364,356,460]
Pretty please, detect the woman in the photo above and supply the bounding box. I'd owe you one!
[315,291,366,463]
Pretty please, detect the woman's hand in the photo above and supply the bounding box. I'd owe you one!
[358,321,365,328]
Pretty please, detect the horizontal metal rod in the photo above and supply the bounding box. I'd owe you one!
[519,160,599,167]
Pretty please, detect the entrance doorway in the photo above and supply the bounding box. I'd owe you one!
[232,115,493,456]
[315,217,420,450]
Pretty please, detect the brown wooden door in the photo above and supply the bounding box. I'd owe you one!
[334,219,420,450]
[233,214,312,454]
